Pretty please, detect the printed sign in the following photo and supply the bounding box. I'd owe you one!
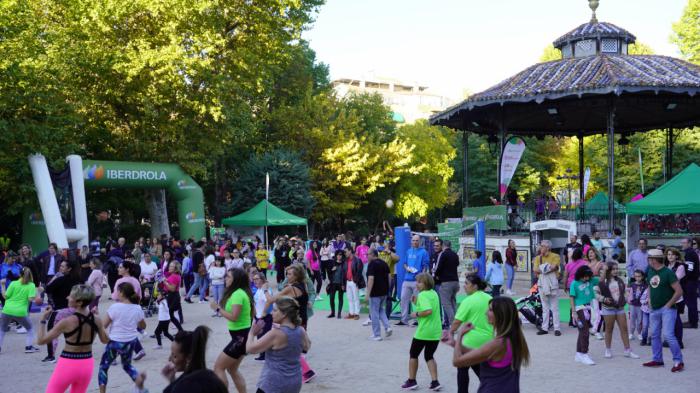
[499,137,526,198]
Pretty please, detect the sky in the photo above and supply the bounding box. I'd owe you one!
[303,0,689,99]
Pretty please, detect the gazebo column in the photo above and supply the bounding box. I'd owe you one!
[462,131,469,208]
[666,128,674,180]
[607,106,616,231]
[578,133,585,218]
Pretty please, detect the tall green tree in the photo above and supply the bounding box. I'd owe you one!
[672,0,700,64]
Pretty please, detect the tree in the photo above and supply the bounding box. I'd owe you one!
[540,45,562,62]
[230,149,314,217]
[672,0,700,64]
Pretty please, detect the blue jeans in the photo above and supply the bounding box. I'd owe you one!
[186,275,209,301]
[505,264,515,290]
[370,296,391,337]
[211,283,225,305]
[650,307,683,363]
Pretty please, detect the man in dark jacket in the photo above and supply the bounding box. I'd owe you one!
[40,243,64,285]
[433,240,460,330]
[681,237,698,328]
[344,247,365,320]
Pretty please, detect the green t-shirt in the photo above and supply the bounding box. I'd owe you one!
[225,288,252,331]
[569,277,599,307]
[3,281,36,317]
[414,289,442,341]
[647,266,677,310]
[454,290,494,349]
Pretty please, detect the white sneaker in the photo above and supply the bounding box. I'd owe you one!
[629,334,635,341]
[15,326,27,334]
[624,349,640,359]
[574,352,583,363]
[505,289,513,296]
[385,328,393,337]
[362,319,371,326]
[198,300,207,304]
[636,334,643,341]
[152,345,162,350]
[595,332,604,340]
[580,353,596,365]
[604,349,612,358]
[369,335,383,341]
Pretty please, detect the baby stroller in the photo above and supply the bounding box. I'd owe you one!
[515,283,552,330]
[141,278,159,318]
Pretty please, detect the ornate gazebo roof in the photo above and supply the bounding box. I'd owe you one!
[429,1,700,136]
[431,54,700,135]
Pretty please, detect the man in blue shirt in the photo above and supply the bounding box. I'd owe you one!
[397,235,429,326]
[471,250,485,280]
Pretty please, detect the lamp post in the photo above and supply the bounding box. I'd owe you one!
[557,168,579,210]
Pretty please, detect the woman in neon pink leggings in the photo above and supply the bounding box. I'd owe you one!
[37,284,109,393]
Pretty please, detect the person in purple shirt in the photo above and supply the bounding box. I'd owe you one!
[397,235,429,326]
[627,239,648,284]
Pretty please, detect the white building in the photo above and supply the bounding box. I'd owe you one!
[332,76,457,124]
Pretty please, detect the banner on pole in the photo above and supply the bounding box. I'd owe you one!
[583,167,591,198]
[265,172,270,200]
[499,137,526,199]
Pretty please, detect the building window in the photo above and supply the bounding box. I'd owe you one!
[601,39,618,53]
[575,39,595,57]
[561,44,572,59]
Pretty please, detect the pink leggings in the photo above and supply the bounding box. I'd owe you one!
[46,356,94,393]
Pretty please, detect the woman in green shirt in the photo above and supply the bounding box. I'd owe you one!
[401,273,442,391]
[448,273,493,393]
[211,268,254,392]
[0,267,41,353]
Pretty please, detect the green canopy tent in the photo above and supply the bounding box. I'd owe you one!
[584,191,626,217]
[221,200,308,239]
[626,163,700,215]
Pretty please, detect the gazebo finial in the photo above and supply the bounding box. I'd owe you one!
[589,0,599,23]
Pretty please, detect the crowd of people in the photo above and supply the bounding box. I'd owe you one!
[0,231,698,392]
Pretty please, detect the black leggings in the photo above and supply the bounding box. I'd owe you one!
[457,364,481,393]
[312,270,322,295]
[328,283,344,315]
[409,338,439,361]
[154,320,173,346]
[166,292,184,331]
[46,310,58,357]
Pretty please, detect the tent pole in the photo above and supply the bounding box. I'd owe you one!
[666,128,674,180]
[607,104,616,233]
[306,224,309,240]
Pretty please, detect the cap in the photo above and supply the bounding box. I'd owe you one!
[647,249,664,259]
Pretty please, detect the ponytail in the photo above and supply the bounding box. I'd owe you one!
[117,282,140,304]
[20,267,33,285]
[174,325,211,374]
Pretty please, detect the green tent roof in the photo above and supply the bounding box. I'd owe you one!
[626,163,700,215]
[221,200,307,227]
[585,191,626,216]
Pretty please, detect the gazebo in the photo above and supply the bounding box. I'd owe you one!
[430,0,700,227]
[221,200,309,240]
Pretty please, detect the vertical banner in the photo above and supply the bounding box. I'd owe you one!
[394,226,411,298]
[583,167,591,198]
[499,137,526,199]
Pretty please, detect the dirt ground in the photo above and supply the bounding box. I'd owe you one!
[2,278,698,393]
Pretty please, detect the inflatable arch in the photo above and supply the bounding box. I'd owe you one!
[24,155,205,250]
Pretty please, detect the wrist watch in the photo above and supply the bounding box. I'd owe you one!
[40,320,47,324]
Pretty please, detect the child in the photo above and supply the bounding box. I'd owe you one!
[639,281,651,346]
[401,273,442,391]
[569,265,598,366]
[485,251,505,298]
[153,293,173,349]
[627,269,648,342]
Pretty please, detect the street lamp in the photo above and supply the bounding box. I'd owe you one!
[556,168,579,209]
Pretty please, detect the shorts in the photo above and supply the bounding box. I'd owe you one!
[409,338,439,361]
[600,308,625,316]
[223,328,250,359]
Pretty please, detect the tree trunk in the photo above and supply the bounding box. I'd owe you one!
[147,189,170,238]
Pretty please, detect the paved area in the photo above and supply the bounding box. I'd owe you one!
[2,278,698,393]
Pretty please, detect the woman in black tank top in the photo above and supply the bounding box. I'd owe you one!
[38,284,109,393]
